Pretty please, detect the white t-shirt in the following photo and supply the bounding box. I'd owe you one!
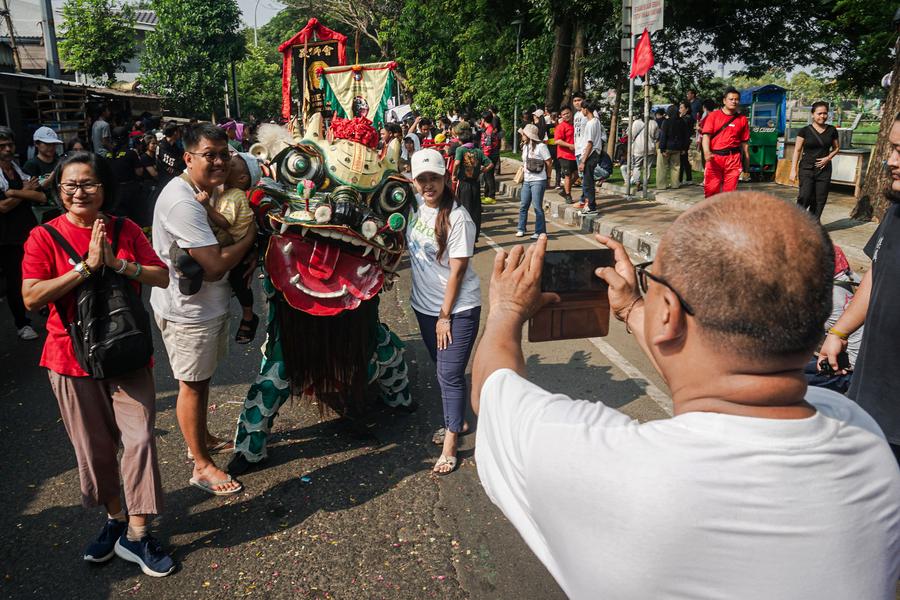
[574,112,606,157]
[406,196,481,316]
[476,369,900,600]
[521,143,551,182]
[150,175,231,323]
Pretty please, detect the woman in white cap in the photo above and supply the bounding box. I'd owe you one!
[406,148,481,475]
[516,123,552,239]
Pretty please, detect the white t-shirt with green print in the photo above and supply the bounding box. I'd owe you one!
[406,195,481,316]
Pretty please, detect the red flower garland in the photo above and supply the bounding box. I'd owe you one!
[330,116,379,149]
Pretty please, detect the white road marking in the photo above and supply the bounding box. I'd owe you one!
[481,225,673,417]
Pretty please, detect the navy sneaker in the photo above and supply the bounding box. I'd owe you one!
[83,518,127,563]
[114,533,175,577]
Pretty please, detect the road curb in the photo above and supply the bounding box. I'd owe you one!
[545,194,659,260]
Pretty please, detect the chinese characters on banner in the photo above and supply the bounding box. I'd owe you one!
[293,40,343,115]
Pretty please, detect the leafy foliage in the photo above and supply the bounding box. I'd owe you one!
[235,44,282,120]
[58,0,136,84]
[141,0,245,117]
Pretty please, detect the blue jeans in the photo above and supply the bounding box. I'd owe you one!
[414,307,481,433]
[517,180,547,234]
[581,152,600,209]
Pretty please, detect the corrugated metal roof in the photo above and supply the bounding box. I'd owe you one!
[0,70,161,99]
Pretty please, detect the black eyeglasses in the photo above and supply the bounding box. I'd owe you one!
[188,150,232,163]
[634,261,696,316]
[60,181,103,195]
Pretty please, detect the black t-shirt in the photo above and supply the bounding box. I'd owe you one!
[107,149,141,183]
[0,168,38,245]
[23,156,61,222]
[796,125,838,170]
[848,202,900,444]
[138,152,157,182]
[157,138,185,182]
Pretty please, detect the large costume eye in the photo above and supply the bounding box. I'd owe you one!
[275,146,325,188]
[376,179,413,214]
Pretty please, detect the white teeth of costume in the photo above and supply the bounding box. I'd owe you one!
[290,274,300,284]
[299,227,307,237]
[361,220,378,239]
[357,264,371,277]
[282,242,293,254]
[363,246,372,257]
[293,280,348,298]
[374,248,381,260]
[315,205,332,223]
[280,222,290,234]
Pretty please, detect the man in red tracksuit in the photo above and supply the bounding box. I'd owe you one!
[702,88,750,198]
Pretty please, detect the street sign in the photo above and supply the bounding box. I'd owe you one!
[631,0,664,34]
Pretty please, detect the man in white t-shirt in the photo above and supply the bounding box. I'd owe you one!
[151,123,257,496]
[576,100,605,215]
[471,191,900,600]
[573,91,607,163]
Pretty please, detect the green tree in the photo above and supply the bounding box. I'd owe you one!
[58,0,136,85]
[141,0,245,117]
[235,44,282,120]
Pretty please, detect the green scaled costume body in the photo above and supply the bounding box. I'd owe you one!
[231,110,415,466]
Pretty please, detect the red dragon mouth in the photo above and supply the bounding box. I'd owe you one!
[266,232,384,316]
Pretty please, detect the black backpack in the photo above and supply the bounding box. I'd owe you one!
[42,217,154,379]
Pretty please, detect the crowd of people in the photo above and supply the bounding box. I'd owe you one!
[2,88,898,595]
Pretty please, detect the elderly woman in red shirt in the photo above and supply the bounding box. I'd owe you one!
[21,152,175,577]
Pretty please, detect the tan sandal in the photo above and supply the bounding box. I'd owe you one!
[432,455,458,475]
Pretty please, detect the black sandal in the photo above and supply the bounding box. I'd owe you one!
[235,313,260,344]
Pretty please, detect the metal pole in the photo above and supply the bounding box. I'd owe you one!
[253,0,261,47]
[224,77,231,119]
[512,20,522,155]
[231,62,241,119]
[40,0,61,79]
[642,74,650,198]
[625,38,635,199]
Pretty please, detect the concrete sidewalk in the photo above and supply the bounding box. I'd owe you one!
[495,158,877,273]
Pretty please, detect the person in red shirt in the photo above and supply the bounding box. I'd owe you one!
[701,88,750,198]
[479,111,500,203]
[20,152,175,577]
[554,106,577,203]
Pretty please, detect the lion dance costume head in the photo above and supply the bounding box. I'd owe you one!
[232,112,415,467]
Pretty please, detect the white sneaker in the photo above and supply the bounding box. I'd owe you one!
[515,231,525,237]
[17,325,38,340]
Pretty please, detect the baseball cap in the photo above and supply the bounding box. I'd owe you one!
[410,148,445,179]
[533,109,545,117]
[33,126,63,145]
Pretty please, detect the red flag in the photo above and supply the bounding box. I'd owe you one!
[629,29,655,79]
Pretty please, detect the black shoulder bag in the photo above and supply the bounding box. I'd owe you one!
[42,217,154,379]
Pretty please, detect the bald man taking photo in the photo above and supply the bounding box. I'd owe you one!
[471,192,900,599]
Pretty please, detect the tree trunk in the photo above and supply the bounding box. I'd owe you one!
[545,20,573,110]
[570,22,585,94]
[852,38,900,222]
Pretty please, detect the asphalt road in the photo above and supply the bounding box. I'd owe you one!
[0,196,672,599]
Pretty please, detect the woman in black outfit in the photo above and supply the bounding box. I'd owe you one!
[789,101,839,221]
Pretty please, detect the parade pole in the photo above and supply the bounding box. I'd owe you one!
[642,71,650,198]
[625,36,635,199]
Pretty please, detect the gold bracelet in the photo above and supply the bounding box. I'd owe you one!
[827,327,849,341]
